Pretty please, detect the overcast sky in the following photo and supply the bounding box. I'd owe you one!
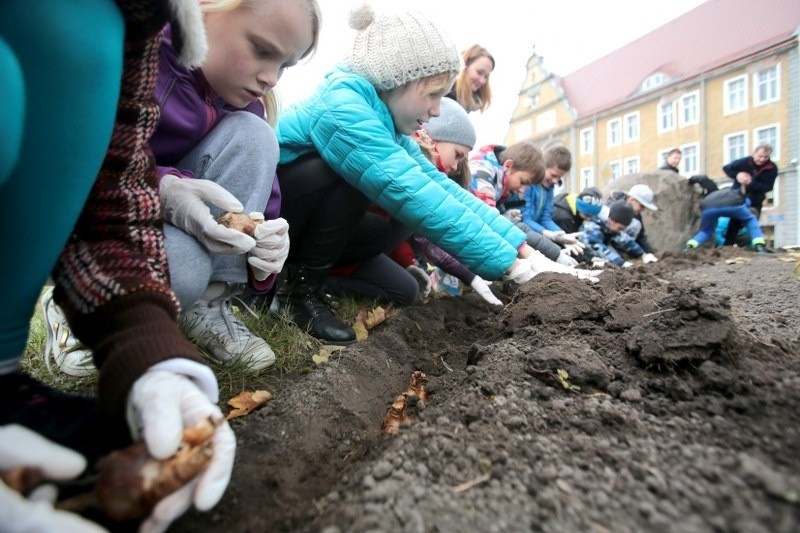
[277,0,708,146]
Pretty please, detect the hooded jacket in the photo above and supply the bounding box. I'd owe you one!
[277,68,525,280]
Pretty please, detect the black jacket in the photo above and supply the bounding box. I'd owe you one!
[723,156,778,211]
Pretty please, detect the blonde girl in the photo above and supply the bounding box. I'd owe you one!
[449,44,495,112]
[150,0,320,368]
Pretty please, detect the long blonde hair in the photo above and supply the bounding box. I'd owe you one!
[454,45,494,113]
[200,0,322,125]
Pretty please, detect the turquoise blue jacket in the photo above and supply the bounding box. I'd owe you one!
[277,68,526,280]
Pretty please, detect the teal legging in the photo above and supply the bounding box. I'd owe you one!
[0,1,123,369]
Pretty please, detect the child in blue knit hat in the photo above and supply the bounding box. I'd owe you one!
[580,200,645,267]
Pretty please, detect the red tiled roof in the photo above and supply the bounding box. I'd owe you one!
[559,0,800,117]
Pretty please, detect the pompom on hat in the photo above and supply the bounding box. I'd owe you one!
[422,98,476,149]
[345,4,462,91]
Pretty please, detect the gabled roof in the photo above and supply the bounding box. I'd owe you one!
[559,0,800,117]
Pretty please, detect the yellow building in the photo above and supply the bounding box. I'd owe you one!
[506,0,799,246]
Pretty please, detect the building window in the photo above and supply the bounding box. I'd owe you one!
[607,118,621,147]
[679,91,699,127]
[724,75,747,115]
[754,123,780,160]
[754,64,780,106]
[536,109,556,133]
[680,143,699,175]
[623,112,640,142]
[724,131,748,163]
[524,87,540,108]
[608,160,621,180]
[641,72,665,92]
[580,127,594,155]
[580,167,595,189]
[763,181,779,210]
[657,100,675,133]
[624,156,640,175]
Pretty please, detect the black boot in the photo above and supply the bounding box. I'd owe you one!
[277,265,356,345]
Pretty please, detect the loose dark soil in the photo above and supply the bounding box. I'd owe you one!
[175,247,800,533]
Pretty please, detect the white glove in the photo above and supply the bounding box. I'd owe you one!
[556,251,579,267]
[127,367,236,533]
[503,259,537,285]
[641,252,659,264]
[0,425,107,532]
[562,232,583,245]
[622,261,634,268]
[504,209,522,222]
[247,217,290,281]
[541,229,566,243]
[529,249,602,282]
[563,242,585,256]
[469,276,502,306]
[406,265,432,298]
[574,269,603,283]
[159,174,256,255]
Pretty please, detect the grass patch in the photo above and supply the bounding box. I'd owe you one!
[23,290,373,401]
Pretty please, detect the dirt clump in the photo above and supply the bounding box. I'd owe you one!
[173,248,800,532]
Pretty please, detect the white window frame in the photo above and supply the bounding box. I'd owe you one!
[679,91,699,127]
[753,123,780,161]
[580,167,595,189]
[642,73,665,92]
[623,112,640,142]
[580,127,594,155]
[657,100,676,133]
[763,179,779,211]
[624,156,640,175]
[723,131,748,163]
[607,118,621,147]
[723,74,748,115]
[608,160,621,180]
[679,142,699,175]
[753,64,780,107]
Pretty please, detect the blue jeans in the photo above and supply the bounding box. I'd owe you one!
[691,204,764,247]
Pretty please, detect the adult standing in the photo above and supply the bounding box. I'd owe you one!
[660,148,681,173]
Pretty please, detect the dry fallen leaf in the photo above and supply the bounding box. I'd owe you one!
[353,322,369,341]
[365,306,394,329]
[226,390,273,420]
[724,256,751,265]
[353,307,369,341]
[312,348,331,365]
[352,305,395,341]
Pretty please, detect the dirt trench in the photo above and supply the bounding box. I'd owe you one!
[186,295,504,531]
[174,250,800,532]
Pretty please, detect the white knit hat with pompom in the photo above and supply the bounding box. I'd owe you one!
[345,4,462,91]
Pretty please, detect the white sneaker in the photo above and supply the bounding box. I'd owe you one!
[180,283,276,370]
[40,288,96,377]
